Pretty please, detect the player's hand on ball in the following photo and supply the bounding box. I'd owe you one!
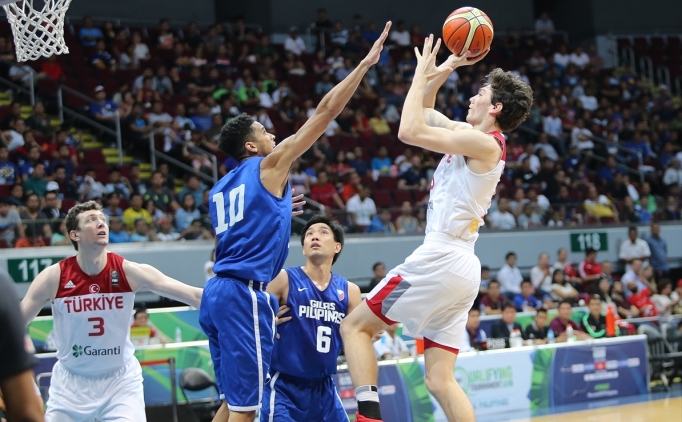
[291,189,305,217]
[361,21,392,66]
[445,48,491,69]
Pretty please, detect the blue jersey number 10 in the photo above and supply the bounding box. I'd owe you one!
[213,184,245,234]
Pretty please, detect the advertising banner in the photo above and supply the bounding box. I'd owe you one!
[34,336,648,419]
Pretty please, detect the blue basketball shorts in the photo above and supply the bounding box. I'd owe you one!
[199,276,278,412]
[260,371,349,422]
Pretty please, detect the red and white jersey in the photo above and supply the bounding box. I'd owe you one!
[51,252,136,375]
[425,131,506,244]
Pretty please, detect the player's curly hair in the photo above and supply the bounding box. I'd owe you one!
[300,213,345,264]
[485,68,533,132]
[218,113,254,161]
[65,200,103,251]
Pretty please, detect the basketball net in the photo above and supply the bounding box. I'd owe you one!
[3,0,72,62]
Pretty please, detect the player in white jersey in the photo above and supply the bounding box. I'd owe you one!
[340,36,533,422]
[20,201,203,422]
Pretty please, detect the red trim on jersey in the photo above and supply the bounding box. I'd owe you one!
[366,275,401,325]
[487,131,506,161]
[424,338,460,355]
[56,252,133,298]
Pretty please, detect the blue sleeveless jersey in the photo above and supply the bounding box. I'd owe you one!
[210,157,291,283]
[271,267,349,379]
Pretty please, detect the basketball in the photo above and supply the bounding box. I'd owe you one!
[442,7,494,57]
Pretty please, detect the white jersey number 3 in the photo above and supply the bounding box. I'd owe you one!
[316,326,331,353]
[213,184,246,234]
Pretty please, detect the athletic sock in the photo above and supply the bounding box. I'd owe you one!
[355,385,382,419]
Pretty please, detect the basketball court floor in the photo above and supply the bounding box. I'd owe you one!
[478,385,682,422]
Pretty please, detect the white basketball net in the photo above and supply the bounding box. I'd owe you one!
[3,0,72,62]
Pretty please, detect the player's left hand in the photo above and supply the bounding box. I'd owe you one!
[275,305,292,338]
[291,189,305,217]
[360,21,392,66]
[414,35,447,81]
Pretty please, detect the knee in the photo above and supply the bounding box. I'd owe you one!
[425,372,455,398]
[340,314,371,340]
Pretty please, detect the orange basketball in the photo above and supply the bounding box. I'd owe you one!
[442,7,494,57]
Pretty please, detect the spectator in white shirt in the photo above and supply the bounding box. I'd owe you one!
[253,107,275,134]
[284,27,306,56]
[553,45,570,69]
[497,252,524,298]
[619,226,651,272]
[651,279,678,317]
[534,12,555,42]
[346,186,377,231]
[571,118,594,150]
[530,252,553,297]
[663,158,682,188]
[486,198,517,230]
[518,142,541,174]
[79,168,108,200]
[534,133,559,161]
[569,46,590,69]
[579,88,598,111]
[389,21,411,46]
[147,100,173,129]
[543,108,564,138]
[373,324,411,360]
[132,32,150,63]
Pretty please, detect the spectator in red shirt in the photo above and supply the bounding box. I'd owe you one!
[41,55,65,81]
[309,170,345,209]
[626,282,659,317]
[481,280,507,315]
[548,300,592,342]
[578,247,602,291]
[341,170,361,202]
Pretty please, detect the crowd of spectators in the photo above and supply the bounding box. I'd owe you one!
[0,10,681,248]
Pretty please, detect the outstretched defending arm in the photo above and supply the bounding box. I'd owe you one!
[260,22,391,191]
[20,264,60,326]
[123,260,202,308]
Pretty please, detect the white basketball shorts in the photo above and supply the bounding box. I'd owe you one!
[45,358,145,422]
[366,232,480,353]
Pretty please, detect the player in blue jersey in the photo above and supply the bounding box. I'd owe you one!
[200,22,391,422]
[261,213,361,422]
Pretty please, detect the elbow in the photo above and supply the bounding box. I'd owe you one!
[397,125,416,144]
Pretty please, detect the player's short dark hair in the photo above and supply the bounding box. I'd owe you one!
[481,265,490,272]
[502,302,516,312]
[372,262,384,271]
[585,247,597,256]
[485,68,533,132]
[559,299,573,308]
[65,200,104,251]
[536,308,547,315]
[130,192,143,201]
[505,252,516,260]
[218,113,254,161]
[469,306,480,315]
[134,308,148,318]
[300,213,345,264]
